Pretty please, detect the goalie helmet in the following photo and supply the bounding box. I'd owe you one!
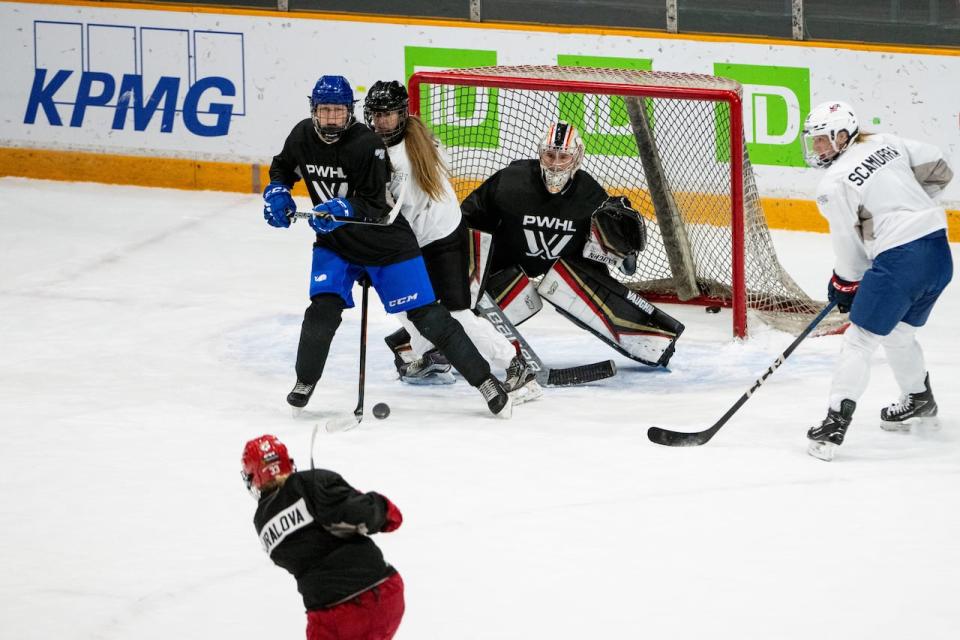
[802,101,860,168]
[363,80,409,147]
[241,434,295,499]
[538,122,584,194]
[309,75,356,144]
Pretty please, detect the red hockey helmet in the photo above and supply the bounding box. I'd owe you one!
[241,434,295,499]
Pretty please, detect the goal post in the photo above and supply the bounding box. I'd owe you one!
[408,66,834,338]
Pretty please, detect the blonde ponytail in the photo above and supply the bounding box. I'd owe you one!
[403,115,450,202]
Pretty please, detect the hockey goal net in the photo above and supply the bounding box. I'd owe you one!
[409,65,840,337]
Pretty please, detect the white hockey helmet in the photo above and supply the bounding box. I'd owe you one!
[802,101,860,168]
[538,121,585,194]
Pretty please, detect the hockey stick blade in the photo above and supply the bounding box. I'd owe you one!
[546,360,616,386]
[647,424,713,447]
[325,414,363,434]
[646,301,838,447]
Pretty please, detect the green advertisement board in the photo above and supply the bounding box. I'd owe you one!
[713,63,810,167]
[404,46,499,148]
[557,55,652,157]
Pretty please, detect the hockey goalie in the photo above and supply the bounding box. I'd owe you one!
[461,121,684,367]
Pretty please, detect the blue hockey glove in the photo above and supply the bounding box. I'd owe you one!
[309,197,354,234]
[828,272,860,313]
[262,183,295,228]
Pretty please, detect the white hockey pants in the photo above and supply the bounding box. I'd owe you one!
[400,309,516,371]
[828,322,928,411]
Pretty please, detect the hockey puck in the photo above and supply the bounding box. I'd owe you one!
[706,306,722,314]
[372,402,391,420]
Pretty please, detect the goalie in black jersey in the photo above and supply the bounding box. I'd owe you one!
[261,75,512,417]
[461,121,684,367]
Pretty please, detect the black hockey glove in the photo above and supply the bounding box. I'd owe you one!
[583,196,646,275]
[593,196,646,254]
[828,272,859,313]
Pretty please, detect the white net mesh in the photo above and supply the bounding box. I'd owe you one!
[413,65,844,336]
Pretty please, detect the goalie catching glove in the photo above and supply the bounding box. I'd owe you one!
[582,196,646,275]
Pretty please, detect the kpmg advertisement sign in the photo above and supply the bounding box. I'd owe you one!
[25,21,244,137]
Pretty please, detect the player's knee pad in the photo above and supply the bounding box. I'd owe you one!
[485,265,543,326]
[303,294,344,338]
[406,302,455,345]
[537,258,684,367]
[880,321,918,349]
[843,323,882,356]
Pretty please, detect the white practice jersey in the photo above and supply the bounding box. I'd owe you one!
[387,139,461,247]
[815,132,952,280]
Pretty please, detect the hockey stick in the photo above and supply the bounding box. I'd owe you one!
[475,292,617,387]
[291,171,408,226]
[324,279,371,434]
[647,301,838,447]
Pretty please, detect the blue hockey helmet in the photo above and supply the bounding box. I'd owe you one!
[309,75,356,143]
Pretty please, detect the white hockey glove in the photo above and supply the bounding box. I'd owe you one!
[582,196,646,276]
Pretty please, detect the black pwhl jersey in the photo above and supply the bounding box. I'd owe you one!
[461,160,608,277]
[269,119,420,266]
[252,469,393,610]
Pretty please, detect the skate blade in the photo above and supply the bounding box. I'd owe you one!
[401,371,456,385]
[807,440,837,462]
[494,395,513,420]
[509,381,543,406]
[880,416,940,432]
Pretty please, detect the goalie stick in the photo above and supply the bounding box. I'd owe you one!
[291,171,408,226]
[647,301,838,447]
[475,292,616,387]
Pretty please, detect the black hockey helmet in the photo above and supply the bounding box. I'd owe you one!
[364,80,409,146]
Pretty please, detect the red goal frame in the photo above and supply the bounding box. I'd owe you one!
[409,69,749,337]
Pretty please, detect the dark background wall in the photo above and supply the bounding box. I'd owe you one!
[130,1,960,47]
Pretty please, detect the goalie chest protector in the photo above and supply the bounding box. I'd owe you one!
[462,159,607,277]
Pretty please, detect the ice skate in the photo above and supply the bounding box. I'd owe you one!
[880,373,938,432]
[287,380,316,414]
[503,353,542,405]
[400,349,456,385]
[807,399,856,462]
[478,375,512,419]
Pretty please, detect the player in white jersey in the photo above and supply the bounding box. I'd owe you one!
[363,81,540,401]
[802,101,953,461]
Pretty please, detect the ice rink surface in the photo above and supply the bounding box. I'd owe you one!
[1,178,958,639]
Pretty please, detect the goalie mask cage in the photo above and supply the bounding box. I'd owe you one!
[409,66,840,338]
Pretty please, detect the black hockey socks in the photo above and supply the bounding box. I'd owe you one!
[294,294,344,386]
[406,302,491,387]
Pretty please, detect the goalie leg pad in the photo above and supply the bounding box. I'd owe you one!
[485,265,543,326]
[537,258,684,367]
